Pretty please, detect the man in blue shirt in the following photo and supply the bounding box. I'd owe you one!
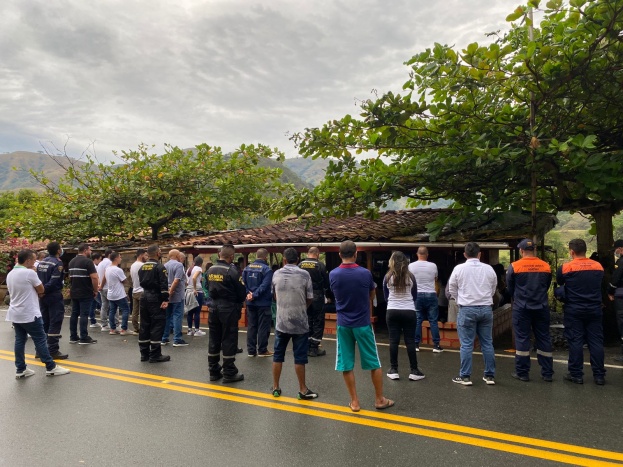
[36,241,68,360]
[242,248,274,357]
[162,249,188,346]
[330,240,394,412]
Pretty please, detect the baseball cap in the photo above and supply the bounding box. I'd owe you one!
[517,239,536,251]
[614,239,623,248]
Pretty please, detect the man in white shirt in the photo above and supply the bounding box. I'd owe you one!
[448,242,497,386]
[408,246,443,352]
[130,249,147,335]
[97,249,113,330]
[7,249,70,379]
[105,252,131,335]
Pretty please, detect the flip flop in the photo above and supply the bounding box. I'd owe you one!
[375,399,395,410]
[348,402,360,413]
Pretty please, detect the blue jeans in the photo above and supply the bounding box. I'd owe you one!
[162,301,184,343]
[457,305,495,378]
[14,317,56,372]
[109,298,130,330]
[415,293,440,346]
[273,330,308,365]
[90,292,101,324]
[70,297,93,340]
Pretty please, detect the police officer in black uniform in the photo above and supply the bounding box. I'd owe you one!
[207,245,246,383]
[138,245,170,363]
[36,241,68,360]
[608,239,623,362]
[299,247,329,357]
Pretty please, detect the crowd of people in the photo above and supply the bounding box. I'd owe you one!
[5,237,623,410]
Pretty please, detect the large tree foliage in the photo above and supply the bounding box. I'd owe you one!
[273,0,623,262]
[14,143,289,241]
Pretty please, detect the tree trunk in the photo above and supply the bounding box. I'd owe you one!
[151,225,159,240]
[585,207,617,343]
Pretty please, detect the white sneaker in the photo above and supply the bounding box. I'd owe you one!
[89,322,102,328]
[16,368,35,379]
[194,329,206,336]
[187,329,195,336]
[415,346,420,352]
[46,365,70,377]
[386,369,399,380]
[101,325,111,332]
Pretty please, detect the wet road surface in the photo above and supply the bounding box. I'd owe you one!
[0,308,622,467]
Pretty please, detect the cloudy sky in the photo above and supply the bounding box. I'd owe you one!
[1,0,521,160]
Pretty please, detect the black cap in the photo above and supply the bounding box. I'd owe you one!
[517,239,536,251]
[614,239,623,249]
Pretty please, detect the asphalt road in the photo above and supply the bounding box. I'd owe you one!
[0,307,622,467]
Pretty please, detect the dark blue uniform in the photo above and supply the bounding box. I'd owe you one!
[556,258,605,380]
[138,259,170,362]
[37,256,66,355]
[608,256,623,353]
[242,259,273,356]
[506,256,553,379]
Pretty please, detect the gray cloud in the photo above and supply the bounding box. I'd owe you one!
[1,0,520,159]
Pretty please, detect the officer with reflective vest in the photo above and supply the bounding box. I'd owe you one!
[138,244,170,363]
[36,241,68,360]
[506,239,552,382]
[555,238,606,385]
[608,239,623,362]
[299,247,329,357]
[207,245,247,383]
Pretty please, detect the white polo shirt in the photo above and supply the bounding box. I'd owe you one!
[6,267,42,323]
[408,260,438,294]
[106,265,127,301]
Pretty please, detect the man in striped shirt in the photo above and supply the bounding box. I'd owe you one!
[448,242,497,386]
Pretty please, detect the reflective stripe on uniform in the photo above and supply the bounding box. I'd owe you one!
[138,339,150,343]
[150,341,162,345]
[208,352,221,357]
[536,349,553,357]
[515,350,530,356]
[47,333,62,337]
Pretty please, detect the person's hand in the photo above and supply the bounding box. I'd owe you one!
[608,294,615,301]
[161,301,169,309]
[194,290,198,296]
[246,292,253,301]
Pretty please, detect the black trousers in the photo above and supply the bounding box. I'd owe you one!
[615,297,623,341]
[138,298,166,359]
[307,292,325,349]
[208,301,241,377]
[40,293,65,353]
[386,308,418,371]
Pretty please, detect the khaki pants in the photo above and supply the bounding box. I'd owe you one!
[132,291,143,332]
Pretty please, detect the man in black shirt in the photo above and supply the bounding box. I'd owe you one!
[68,243,98,345]
[299,247,329,357]
[207,245,246,382]
[608,239,623,362]
[138,245,170,363]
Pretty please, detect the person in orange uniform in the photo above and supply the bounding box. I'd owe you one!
[506,239,553,382]
[555,239,606,385]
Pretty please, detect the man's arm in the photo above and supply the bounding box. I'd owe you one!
[90,273,99,297]
[506,264,515,297]
[253,269,273,300]
[448,270,458,300]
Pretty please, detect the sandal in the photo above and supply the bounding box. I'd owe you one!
[272,387,281,398]
[348,402,360,413]
[375,398,395,410]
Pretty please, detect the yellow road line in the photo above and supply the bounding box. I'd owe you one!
[0,353,621,465]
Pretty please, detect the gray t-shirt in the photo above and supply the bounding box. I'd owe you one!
[164,260,186,303]
[272,264,313,334]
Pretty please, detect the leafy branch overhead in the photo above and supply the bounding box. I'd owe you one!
[17,143,290,241]
[272,0,623,258]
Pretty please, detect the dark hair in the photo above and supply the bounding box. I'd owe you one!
[283,247,299,264]
[569,238,587,255]
[147,244,160,255]
[220,245,235,259]
[91,252,102,261]
[135,248,146,259]
[47,241,61,256]
[17,249,35,265]
[464,242,480,258]
[104,248,113,258]
[77,243,90,253]
[385,251,412,294]
[110,252,121,262]
[339,240,357,259]
[188,256,204,276]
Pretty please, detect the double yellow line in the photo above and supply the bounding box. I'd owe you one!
[1,349,621,466]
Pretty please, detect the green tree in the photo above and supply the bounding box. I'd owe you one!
[273,0,623,264]
[17,143,289,241]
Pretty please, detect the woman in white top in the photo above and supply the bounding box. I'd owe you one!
[382,251,425,381]
[186,256,205,336]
